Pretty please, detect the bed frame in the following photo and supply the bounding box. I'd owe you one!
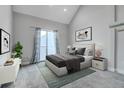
[45,43,95,76]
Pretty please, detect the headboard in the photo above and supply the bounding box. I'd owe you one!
[72,43,95,58]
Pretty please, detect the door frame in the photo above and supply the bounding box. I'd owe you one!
[114,28,124,73]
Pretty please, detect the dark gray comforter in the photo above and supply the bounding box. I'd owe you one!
[46,54,85,73]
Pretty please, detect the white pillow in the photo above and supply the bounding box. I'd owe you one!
[84,47,93,56]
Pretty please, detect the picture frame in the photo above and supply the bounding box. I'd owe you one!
[75,27,92,42]
[0,28,10,55]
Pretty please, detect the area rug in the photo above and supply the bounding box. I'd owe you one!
[37,62,96,88]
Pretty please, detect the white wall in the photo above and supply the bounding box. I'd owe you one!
[114,6,124,73]
[0,6,13,65]
[13,12,69,64]
[69,5,114,71]
[13,5,79,24]
[117,6,124,22]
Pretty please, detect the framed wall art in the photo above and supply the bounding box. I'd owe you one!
[75,27,92,42]
[0,28,10,55]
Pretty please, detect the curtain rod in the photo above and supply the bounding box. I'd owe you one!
[29,26,58,32]
[30,26,58,32]
[30,26,40,28]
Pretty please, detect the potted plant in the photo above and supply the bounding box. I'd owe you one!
[12,41,23,59]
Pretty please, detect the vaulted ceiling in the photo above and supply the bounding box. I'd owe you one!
[13,5,80,24]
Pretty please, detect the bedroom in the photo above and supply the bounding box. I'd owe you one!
[0,4,124,88]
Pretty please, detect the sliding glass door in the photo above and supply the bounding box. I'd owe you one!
[47,31,57,55]
[40,31,47,61]
[40,30,57,61]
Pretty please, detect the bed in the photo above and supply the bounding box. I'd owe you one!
[45,43,95,76]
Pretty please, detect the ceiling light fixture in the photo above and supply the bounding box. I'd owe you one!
[64,8,67,12]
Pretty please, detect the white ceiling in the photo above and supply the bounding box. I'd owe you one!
[13,5,80,24]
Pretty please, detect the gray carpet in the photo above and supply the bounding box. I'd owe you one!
[37,63,96,88]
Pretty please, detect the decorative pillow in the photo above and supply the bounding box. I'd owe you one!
[72,47,76,50]
[76,48,86,55]
[69,50,76,55]
[85,48,93,56]
[68,47,76,55]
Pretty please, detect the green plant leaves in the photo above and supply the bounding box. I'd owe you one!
[13,41,23,58]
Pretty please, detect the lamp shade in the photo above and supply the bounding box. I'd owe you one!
[67,45,71,49]
[95,43,103,58]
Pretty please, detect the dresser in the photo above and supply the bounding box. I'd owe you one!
[92,57,107,70]
[0,58,21,85]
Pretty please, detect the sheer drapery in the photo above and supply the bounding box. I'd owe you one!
[55,30,60,54]
[32,28,41,63]
[32,28,60,63]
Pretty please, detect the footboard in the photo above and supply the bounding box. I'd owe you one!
[45,60,68,76]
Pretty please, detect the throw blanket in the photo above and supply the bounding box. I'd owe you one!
[47,54,85,73]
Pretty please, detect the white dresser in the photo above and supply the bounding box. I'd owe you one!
[92,57,107,70]
[0,58,21,85]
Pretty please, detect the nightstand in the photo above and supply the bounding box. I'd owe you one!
[92,57,107,70]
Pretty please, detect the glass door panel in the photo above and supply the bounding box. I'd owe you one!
[47,31,57,55]
[39,30,57,61]
[40,31,47,61]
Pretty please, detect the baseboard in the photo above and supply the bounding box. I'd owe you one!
[21,61,30,66]
[108,67,115,72]
[116,69,124,75]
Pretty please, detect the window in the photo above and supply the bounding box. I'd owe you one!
[40,30,57,61]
